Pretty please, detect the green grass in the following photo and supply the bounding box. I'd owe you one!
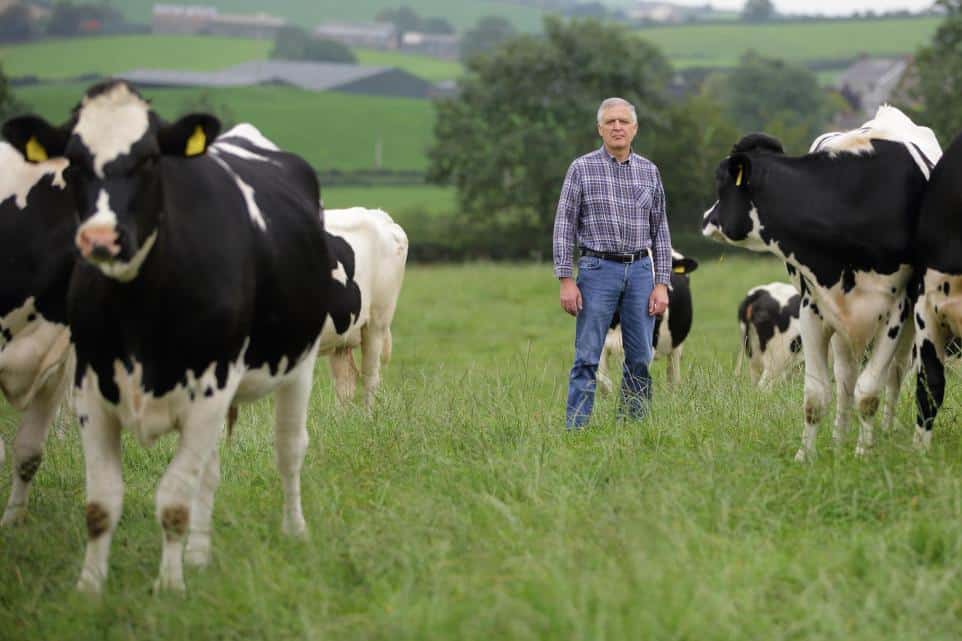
[636,16,940,68]
[322,184,455,218]
[15,83,437,172]
[4,255,962,639]
[355,48,463,82]
[0,35,271,79]
[113,0,549,32]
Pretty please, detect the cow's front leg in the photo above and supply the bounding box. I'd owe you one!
[75,386,123,595]
[830,334,856,445]
[853,310,912,456]
[796,306,832,462]
[274,346,317,537]
[666,345,683,386]
[2,367,66,526]
[185,447,220,568]
[882,319,913,432]
[155,398,228,593]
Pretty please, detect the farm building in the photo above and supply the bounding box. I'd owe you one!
[152,4,286,39]
[313,22,399,50]
[834,55,911,126]
[118,60,436,99]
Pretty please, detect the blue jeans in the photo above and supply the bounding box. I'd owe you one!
[566,255,655,428]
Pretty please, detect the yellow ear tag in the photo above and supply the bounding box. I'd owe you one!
[735,165,744,187]
[673,265,686,274]
[185,125,206,157]
[25,136,48,162]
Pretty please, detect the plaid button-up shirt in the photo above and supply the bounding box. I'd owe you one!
[553,146,672,284]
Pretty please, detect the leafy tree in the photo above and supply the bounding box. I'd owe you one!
[905,0,962,144]
[375,6,420,34]
[270,26,357,64]
[701,51,839,153]
[0,4,33,43]
[429,17,672,249]
[741,0,775,21]
[459,16,516,62]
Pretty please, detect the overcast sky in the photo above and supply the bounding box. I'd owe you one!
[673,0,936,16]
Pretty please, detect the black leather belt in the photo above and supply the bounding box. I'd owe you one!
[580,248,645,263]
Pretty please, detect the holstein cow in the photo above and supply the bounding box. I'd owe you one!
[913,131,962,449]
[734,282,803,389]
[322,207,408,407]
[0,142,76,526]
[597,251,698,392]
[702,105,941,460]
[3,79,359,594]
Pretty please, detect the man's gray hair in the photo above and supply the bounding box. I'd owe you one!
[596,97,637,125]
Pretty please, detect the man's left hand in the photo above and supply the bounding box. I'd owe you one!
[648,283,669,317]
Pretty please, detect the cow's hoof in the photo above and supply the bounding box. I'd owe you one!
[184,541,211,567]
[913,428,931,452]
[152,575,186,595]
[794,448,813,463]
[76,571,104,596]
[854,444,871,458]
[282,516,308,539]
[0,505,26,527]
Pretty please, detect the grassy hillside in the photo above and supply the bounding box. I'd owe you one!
[355,48,462,82]
[114,0,548,32]
[6,256,962,639]
[637,17,940,68]
[15,83,436,172]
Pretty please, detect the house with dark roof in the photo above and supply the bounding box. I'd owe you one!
[834,55,911,127]
[313,22,399,50]
[118,60,435,99]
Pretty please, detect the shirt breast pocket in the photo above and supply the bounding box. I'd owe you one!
[633,185,653,211]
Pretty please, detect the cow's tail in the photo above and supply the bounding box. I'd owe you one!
[735,326,747,376]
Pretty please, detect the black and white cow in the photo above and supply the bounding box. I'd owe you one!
[0,142,76,527]
[735,282,803,389]
[912,130,962,449]
[702,105,941,460]
[322,207,408,408]
[597,251,698,392]
[3,80,361,594]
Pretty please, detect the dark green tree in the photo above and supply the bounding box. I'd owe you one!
[0,63,28,122]
[420,16,455,35]
[0,4,33,42]
[741,0,775,21]
[375,6,420,35]
[459,16,516,62]
[905,0,962,144]
[701,51,840,153]
[429,17,672,249]
[270,26,357,64]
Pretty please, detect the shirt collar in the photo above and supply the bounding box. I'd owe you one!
[600,145,634,165]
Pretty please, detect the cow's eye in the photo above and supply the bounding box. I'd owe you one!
[130,154,158,176]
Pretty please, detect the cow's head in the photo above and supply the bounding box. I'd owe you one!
[671,250,698,278]
[2,80,220,282]
[701,133,784,252]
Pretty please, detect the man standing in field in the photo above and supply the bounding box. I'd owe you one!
[553,97,672,429]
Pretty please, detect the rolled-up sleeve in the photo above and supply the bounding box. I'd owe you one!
[650,168,672,286]
[553,161,582,279]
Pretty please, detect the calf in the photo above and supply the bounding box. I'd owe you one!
[0,142,76,527]
[322,207,408,407]
[4,80,353,594]
[735,282,803,389]
[913,130,962,449]
[702,105,941,460]
[597,251,697,392]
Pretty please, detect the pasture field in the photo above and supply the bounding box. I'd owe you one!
[112,0,548,32]
[0,36,271,79]
[14,83,436,172]
[636,16,940,68]
[4,256,962,640]
[323,184,455,218]
[355,48,463,82]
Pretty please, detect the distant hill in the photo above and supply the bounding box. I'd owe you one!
[113,0,549,32]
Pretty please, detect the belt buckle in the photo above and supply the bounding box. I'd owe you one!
[627,253,636,263]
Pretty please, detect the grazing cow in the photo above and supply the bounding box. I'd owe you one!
[322,207,408,408]
[0,142,76,527]
[734,282,803,389]
[597,251,698,392]
[702,105,941,460]
[3,80,356,594]
[913,131,962,449]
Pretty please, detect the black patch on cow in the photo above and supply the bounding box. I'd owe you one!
[810,303,820,318]
[665,271,694,348]
[916,312,926,330]
[737,287,798,354]
[786,264,797,277]
[78,414,88,428]
[842,269,856,293]
[888,324,900,340]
[324,232,363,334]
[731,133,784,155]
[790,335,802,354]
[912,344,917,360]
[26,313,36,322]
[916,339,945,431]
[943,281,951,295]
[204,386,213,398]
[1,328,11,343]
[17,454,41,482]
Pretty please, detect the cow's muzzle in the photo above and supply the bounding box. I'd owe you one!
[76,224,121,261]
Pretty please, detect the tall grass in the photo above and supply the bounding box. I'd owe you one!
[3,256,962,639]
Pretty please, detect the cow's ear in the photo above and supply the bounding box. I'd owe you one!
[729,153,751,188]
[158,113,221,157]
[673,256,699,274]
[2,115,70,162]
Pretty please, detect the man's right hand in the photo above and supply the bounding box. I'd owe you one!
[559,277,582,316]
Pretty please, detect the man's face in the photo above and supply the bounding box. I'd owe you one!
[597,105,637,153]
